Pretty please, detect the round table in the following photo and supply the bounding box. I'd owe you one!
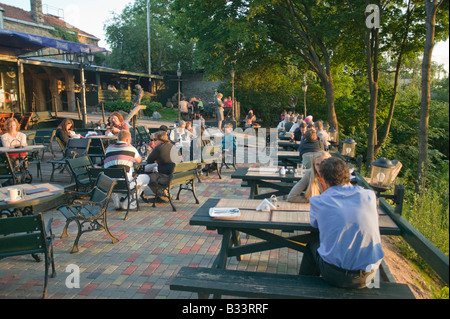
[0,183,65,217]
[0,145,46,154]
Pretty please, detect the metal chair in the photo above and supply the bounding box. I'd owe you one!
[0,153,31,186]
[66,156,95,192]
[58,173,118,253]
[49,138,91,181]
[0,213,56,298]
[88,167,139,220]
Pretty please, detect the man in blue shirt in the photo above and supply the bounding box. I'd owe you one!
[299,156,384,288]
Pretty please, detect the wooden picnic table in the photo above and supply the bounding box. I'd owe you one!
[278,139,300,150]
[276,150,300,166]
[190,198,400,269]
[231,166,304,199]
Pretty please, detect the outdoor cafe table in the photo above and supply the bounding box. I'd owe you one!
[278,140,300,151]
[277,150,300,166]
[0,144,46,154]
[231,166,304,199]
[190,198,401,269]
[0,182,64,217]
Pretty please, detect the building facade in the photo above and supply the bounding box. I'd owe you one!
[0,0,158,119]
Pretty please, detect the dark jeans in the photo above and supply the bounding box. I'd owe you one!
[299,240,377,289]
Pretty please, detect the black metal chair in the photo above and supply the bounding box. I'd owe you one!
[32,129,56,160]
[0,153,30,186]
[88,167,139,220]
[0,213,56,298]
[66,156,95,192]
[87,138,106,165]
[49,138,91,181]
[58,173,118,253]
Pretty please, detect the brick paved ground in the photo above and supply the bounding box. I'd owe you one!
[0,137,304,299]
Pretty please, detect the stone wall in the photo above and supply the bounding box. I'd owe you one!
[181,73,222,106]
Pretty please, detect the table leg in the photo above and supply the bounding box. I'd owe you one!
[231,230,242,261]
[212,229,232,269]
[248,181,259,199]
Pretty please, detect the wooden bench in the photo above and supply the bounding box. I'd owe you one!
[0,213,56,298]
[150,162,200,211]
[170,267,415,299]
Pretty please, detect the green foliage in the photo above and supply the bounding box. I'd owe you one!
[103,100,132,113]
[49,25,79,43]
[431,286,449,299]
[403,183,449,257]
[104,0,194,74]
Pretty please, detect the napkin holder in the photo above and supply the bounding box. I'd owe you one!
[256,199,277,212]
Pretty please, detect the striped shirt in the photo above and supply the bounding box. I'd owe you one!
[104,141,139,176]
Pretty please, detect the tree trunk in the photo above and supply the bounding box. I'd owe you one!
[322,75,338,132]
[374,0,413,157]
[417,1,441,193]
[365,26,380,171]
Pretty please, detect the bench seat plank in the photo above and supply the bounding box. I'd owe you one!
[170,267,415,299]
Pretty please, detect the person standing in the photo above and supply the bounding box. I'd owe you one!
[180,97,189,121]
[299,156,384,288]
[215,93,224,130]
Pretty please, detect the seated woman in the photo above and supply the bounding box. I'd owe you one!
[287,151,331,203]
[55,118,75,148]
[107,111,130,135]
[298,127,324,159]
[1,117,28,165]
[244,110,261,129]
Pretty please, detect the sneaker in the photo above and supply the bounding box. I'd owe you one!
[121,200,137,210]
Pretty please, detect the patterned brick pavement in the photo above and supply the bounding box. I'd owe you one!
[0,146,303,299]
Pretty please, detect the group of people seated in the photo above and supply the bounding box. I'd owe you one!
[277,113,331,160]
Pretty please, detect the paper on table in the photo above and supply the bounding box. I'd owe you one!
[209,207,241,218]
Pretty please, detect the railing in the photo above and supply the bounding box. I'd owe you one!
[355,172,449,284]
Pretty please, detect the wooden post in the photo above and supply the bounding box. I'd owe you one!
[54,95,58,117]
[76,98,82,120]
[101,102,106,124]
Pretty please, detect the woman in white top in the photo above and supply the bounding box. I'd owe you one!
[1,117,28,164]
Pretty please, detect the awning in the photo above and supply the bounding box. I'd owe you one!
[0,29,107,56]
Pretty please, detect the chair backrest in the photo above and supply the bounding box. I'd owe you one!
[64,138,91,159]
[89,173,117,204]
[0,213,47,258]
[137,126,151,142]
[0,153,18,185]
[33,129,56,146]
[201,144,222,163]
[19,113,33,130]
[173,161,199,174]
[87,138,106,157]
[88,167,131,192]
[66,156,94,190]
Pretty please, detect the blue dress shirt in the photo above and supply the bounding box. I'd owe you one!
[309,185,384,271]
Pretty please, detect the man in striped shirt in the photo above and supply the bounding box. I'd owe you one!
[104,130,150,210]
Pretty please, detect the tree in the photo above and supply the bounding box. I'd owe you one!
[172,0,344,130]
[417,0,447,192]
[104,0,193,74]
